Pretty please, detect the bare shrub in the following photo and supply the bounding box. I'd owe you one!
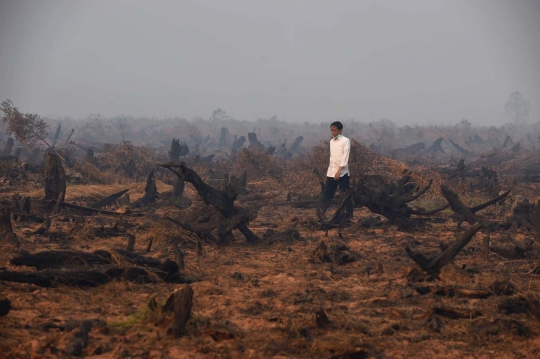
[99,141,155,181]
[0,99,50,148]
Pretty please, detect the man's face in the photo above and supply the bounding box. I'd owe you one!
[331,126,341,137]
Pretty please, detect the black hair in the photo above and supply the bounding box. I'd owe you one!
[330,121,343,130]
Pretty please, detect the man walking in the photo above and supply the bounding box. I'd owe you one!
[320,121,353,216]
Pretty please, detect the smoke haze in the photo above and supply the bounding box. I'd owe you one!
[1,0,539,125]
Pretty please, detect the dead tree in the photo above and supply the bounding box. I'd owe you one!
[440,185,511,227]
[231,135,246,154]
[248,132,265,151]
[161,162,260,244]
[169,139,182,162]
[218,127,229,147]
[0,205,19,247]
[90,189,130,209]
[44,151,66,201]
[425,138,445,155]
[289,136,304,153]
[449,139,474,157]
[406,222,483,274]
[350,171,448,229]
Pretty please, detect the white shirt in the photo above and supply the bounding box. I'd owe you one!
[327,135,351,177]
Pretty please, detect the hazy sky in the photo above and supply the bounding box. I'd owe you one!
[1,0,539,125]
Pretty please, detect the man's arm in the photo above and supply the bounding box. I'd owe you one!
[333,139,351,180]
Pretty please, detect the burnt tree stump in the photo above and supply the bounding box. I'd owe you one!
[248,132,265,151]
[132,170,159,207]
[426,138,445,155]
[44,151,66,201]
[163,285,194,337]
[0,206,20,247]
[349,171,448,229]
[161,163,260,244]
[173,177,185,198]
[406,222,482,274]
[231,135,246,154]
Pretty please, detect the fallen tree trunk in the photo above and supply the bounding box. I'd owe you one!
[5,249,194,287]
[440,185,511,227]
[0,266,189,288]
[11,249,163,270]
[90,189,130,209]
[161,162,260,243]
[406,222,483,273]
[46,200,143,216]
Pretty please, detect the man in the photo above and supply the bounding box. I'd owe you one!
[320,121,353,216]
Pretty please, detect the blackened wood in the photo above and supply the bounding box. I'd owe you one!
[426,138,445,154]
[90,189,130,209]
[46,200,142,216]
[0,298,12,317]
[65,320,92,356]
[22,197,31,214]
[51,124,61,148]
[172,177,185,198]
[126,234,135,252]
[406,222,482,273]
[168,286,194,336]
[44,152,66,201]
[11,249,163,270]
[0,206,19,247]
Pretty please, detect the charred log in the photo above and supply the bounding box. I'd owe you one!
[90,189,130,209]
[440,185,511,227]
[449,139,474,156]
[406,222,482,273]
[161,163,260,243]
[350,172,443,229]
[426,138,445,155]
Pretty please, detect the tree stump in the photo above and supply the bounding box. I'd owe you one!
[86,149,94,164]
[173,177,185,198]
[163,286,194,337]
[0,206,20,247]
[44,151,66,201]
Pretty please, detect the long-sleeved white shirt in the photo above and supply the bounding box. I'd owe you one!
[327,135,351,177]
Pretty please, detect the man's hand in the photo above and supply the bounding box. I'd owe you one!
[334,168,342,181]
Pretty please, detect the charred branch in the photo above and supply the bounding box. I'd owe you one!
[406,222,483,273]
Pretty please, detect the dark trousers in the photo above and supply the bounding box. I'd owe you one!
[320,174,353,215]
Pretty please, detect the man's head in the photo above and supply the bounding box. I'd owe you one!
[330,121,343,138]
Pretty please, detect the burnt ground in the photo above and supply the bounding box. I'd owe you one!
[2,178,540,359]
